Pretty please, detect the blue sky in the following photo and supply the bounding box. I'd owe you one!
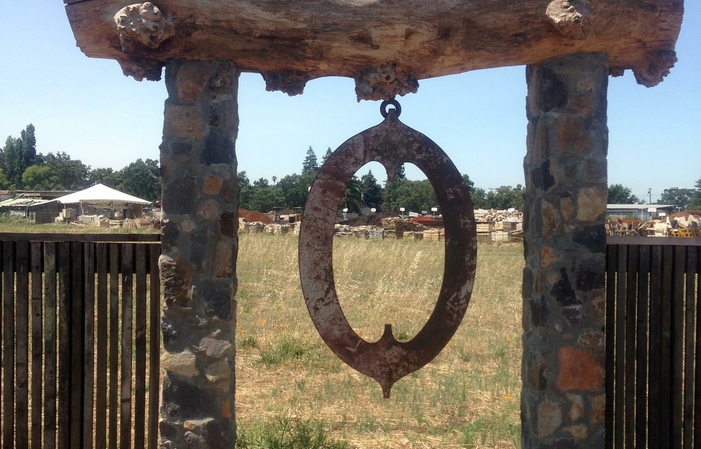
[1,2,699,203]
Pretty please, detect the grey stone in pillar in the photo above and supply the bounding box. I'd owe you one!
[159,60,239,449]
[522,53,608,449]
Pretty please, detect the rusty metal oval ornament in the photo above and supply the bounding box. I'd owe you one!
[299,105,477,398]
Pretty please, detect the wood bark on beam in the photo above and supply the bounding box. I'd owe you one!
[63,0,683,100]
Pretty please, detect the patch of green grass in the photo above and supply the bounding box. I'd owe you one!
[236,416,349,449]
[258,338,310,366]
[238,336,258,349]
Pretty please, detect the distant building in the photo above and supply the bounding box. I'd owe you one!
[607,204,676,221]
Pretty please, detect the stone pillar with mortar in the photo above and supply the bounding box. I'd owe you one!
[521,53,609,449]
[158,60,239,449]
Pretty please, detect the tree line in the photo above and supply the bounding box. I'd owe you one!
[238,146,526,213]
[5,125,699,213]
[1,124,160,201]
[608,183,701,210]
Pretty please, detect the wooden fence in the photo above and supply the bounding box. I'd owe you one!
[606,236,701,449]
[0,233,161,449]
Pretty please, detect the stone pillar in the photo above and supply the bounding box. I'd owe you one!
[158,60,239,448]
[522,53,609,449]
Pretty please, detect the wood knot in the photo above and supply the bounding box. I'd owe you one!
[354,64,419,101]
[545,0,594,40]
[114,2,175,53]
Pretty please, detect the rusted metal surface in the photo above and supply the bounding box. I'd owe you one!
[298,104,477,398]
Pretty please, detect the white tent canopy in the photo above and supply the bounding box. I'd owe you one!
[55,183,151,206]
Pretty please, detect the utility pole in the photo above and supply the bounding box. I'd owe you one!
[648,187,652,204]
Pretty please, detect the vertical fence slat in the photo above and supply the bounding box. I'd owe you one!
[694,245,701,449]
[605,244,617,449]
[16,241,30,449]
[108,244,119,449]
[672,246,685,448]
[57,241,71,449]
[83,242,96,449]
[3,241,15,449]
[148,245,160,449]
[134,245,147,449]
[649,245,663,449]
[661,245,674,449]
[70,241,85,449]
[120,244,134,449]
[31,242,43,449]
[0,242,3,449]
[95,244,108,449]
[44,242,57,449]
[624,245,637,449]
[615,245,627,449]
[635,245,650,448]
[684,246,696,449]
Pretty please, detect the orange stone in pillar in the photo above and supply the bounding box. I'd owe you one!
[556,346,604,392]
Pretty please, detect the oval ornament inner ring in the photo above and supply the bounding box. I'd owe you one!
[299,110,477,398]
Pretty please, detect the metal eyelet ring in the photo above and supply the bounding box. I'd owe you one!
[380,99,402,118]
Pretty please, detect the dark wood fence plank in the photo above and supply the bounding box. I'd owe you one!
[635,245,650,448]
[83,242,96,449]
[661,245,674,449]
[683,246,696,449]
[16,241,30,449]
[95,244,109,449]
[648,245,663,449]
[672,246,685,448]
[0,242,3,449]
[31,242,43,449]
[57,241,71,449]
[624,245,637,449]
[605,244,617,449]
[134,245,147,449]
[108,244,119,449]
[615,245,627,449]
[44,242,58,449]
[148,245,160,449]
[3,241,15,449]
[70,241,85,449]
[120,244,134,449]
[694,246,701,449]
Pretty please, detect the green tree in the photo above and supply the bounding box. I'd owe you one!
[462,174,475,194]
[277,173,307,209]
[321,147,333,164]
[42,152,90,190]
[118,158,160,201]
[342,176,363,213]
[484,185,524,210]
[608,184,640,204]
[657,187,695,209]
[691,177,701,209]
[238,171,253,209]
[248,186,285,212]
[302,146,319,173]
[383,179,437,213]
[88,167,122,188]
[471,187,487,209]
[0,170,10,189]
[22,165,59,190]
[360,170,383,210]
[1,124,39,189]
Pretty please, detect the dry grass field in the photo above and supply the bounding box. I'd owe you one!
[235,233,524,448]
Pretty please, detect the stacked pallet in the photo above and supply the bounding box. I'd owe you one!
[382,217,407,239]
[423,228,444,242]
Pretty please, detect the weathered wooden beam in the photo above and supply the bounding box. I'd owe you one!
[63,0,683,99]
